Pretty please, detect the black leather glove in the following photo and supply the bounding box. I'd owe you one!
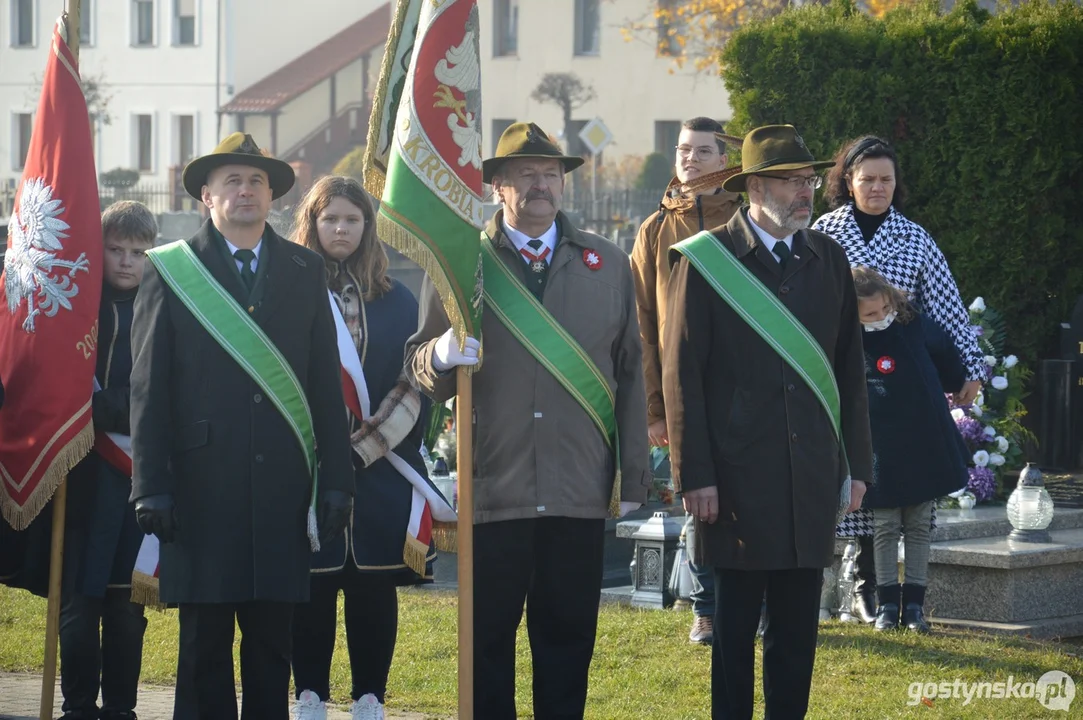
[134,494,178,544]
[317,489,352,545]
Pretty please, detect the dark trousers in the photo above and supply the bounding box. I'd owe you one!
[712,568,823,720]
[853,536,876,595]
[291,563,398,703]
[173,601,293,720]
[474,517,606,720]
[59,588,147,715]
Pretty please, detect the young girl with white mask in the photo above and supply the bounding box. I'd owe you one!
[852,266,970,634]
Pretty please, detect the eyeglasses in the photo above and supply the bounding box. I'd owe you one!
[675,145,718,160]
[756,173,823,190]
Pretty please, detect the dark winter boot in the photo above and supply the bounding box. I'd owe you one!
[875,584,901,631]
[851,537,878,624]
[902,584,931,634]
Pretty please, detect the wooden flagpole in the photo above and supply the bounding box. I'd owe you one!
[39,4,81,718]
[455,367,474,718]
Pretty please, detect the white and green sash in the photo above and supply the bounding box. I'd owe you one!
[671,231,852,520]
[146,241,322,550]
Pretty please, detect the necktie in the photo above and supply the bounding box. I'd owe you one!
[773,240,791,270]
[234,249,257,292]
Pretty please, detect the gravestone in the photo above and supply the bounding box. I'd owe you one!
[1038,295,1083,471]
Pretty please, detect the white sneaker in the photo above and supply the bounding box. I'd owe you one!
[349,693,385,720]
[292,689,328,720]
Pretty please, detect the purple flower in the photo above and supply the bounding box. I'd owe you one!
[973,325,985,337]
[956,416,988,450]
[967,466,997,502]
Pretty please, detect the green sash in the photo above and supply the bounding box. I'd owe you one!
[146,241,323,550]
[671,231,852,518]
[479,235,621,517]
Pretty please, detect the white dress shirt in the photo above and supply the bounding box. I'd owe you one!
[503,220,558,265]
[747,214,793,265]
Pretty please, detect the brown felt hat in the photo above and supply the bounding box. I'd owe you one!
[182,132,295,201]
[483,122,584,184]
[722,125,834,193]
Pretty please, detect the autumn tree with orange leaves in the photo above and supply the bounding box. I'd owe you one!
[622,0,914,72]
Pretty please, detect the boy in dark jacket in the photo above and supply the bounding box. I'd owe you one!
[59,201,158,720]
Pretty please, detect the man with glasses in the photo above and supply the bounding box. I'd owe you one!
[662,125,873,718]
[630,116,740,646]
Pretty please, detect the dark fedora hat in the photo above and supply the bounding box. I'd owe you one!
[483,122,585,184]
[182,132,296,201]
[722,125,834,193]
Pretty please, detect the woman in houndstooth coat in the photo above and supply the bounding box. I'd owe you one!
[813,135,984,623]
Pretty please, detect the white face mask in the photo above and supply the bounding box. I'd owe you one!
[863,311,898,332]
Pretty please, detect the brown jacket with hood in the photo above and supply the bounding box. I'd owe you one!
[630,178,741,426]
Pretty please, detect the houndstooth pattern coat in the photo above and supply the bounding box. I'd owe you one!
[815,204,981,536]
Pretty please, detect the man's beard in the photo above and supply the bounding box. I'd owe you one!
[761,186,812,233]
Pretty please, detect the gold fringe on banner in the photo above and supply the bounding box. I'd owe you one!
[432,521,458,553]
[0,419,94,531]
[403,534,430,577]
[363,0,416,200]
[375,212,481,370]
[129,572,165,610]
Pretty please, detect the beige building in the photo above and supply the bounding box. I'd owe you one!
[479,0,733,168]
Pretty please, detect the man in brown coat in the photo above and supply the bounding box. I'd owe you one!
[406,122,650,719]
[631,116,741,646]
[662,125,873,719]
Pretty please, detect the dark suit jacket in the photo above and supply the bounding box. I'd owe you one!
[662,208,873,570]
[129,220,353,604]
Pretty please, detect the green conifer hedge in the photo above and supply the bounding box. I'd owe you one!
[720,0,1083,360]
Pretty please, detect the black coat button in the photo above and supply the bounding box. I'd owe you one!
[254,393,262,403]
[787,384,796,393]
[781,286,791,294]
[255,454,264,463]
[790,433,798,443]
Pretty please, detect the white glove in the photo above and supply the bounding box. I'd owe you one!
[432,328,480,372]
[619,502,641,518]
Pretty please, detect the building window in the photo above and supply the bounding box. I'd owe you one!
[173,0,196,46]
[132,0,154,46]
[12,0,35,47]
[654,120,681,155]
[493,0,518,57]
[656,0,681,57]
[176,115,194,165]
[79,1,94,46]
[574,0,600,56]
[491,118,515,156]
[13,113,33,170]
[135,114,155,172]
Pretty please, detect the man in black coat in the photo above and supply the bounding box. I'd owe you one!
[663,125,874,719]
[129,133,354,720]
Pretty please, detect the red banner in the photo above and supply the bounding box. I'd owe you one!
[0,16,102,530]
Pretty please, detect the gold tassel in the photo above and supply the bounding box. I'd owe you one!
[432,521,458,553]
[403,534,430,577]
[363,0,417,200]
[609,468,622,519]
[0,420,95,531]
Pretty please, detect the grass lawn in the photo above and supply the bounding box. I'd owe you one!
[2,584,1082,718]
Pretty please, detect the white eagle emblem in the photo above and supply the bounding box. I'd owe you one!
[4,177,90,333]
[432,6,482,171]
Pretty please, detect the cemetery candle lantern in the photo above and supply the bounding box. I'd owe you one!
[1006,463,1055,543]
[630,511,684,609]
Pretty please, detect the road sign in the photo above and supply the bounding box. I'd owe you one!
[578,117,613,155]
